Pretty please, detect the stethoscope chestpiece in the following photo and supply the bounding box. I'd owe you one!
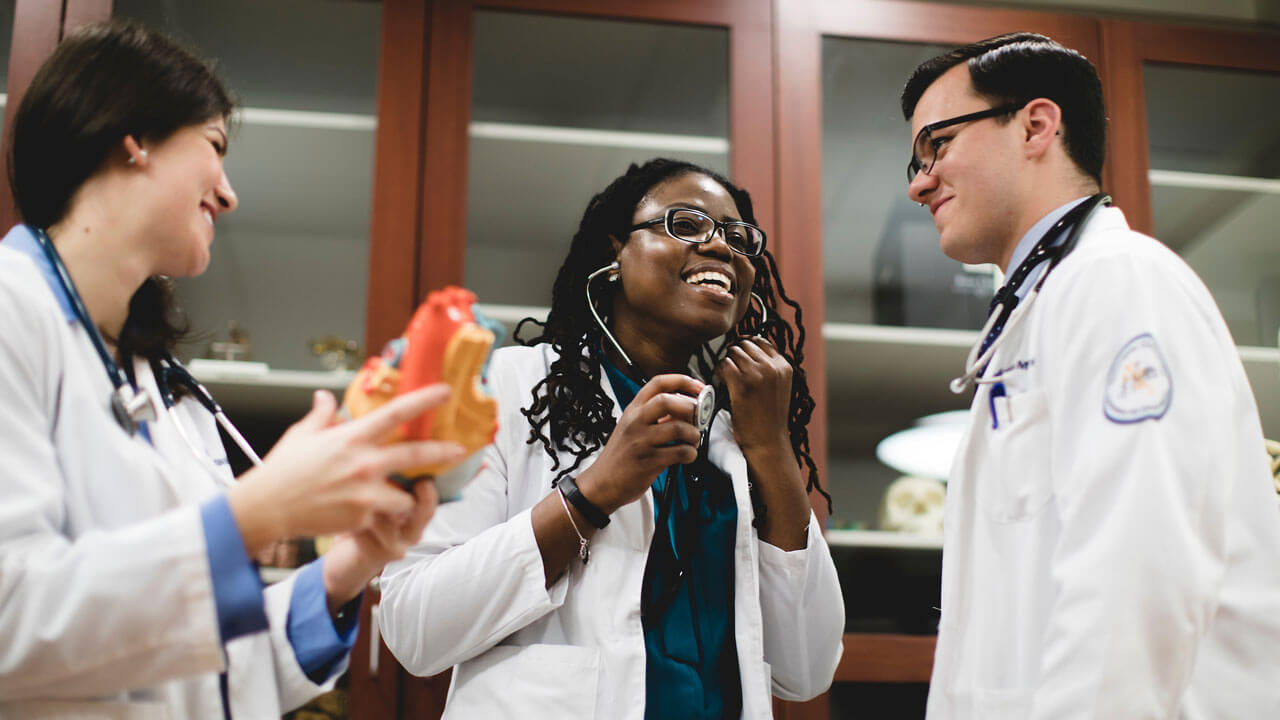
[110,384,157,435]
[695,384,715,436]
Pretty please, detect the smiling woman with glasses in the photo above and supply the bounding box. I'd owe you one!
[378,158,844,720]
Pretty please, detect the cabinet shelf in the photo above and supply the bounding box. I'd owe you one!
[470,121,727,153]
[229,104,730,157]
[189,365,355,419]
[1149,169,1280,194]
[238,106,376,131]
[827,529,942,550]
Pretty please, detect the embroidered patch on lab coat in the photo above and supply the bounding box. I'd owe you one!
[1103,333,1172,423]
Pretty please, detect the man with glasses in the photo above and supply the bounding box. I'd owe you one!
[901,32,1280,718]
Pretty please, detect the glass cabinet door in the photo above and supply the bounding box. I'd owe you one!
[465,10,729,321]
[823,37,998,333]
[821,36,974,532]
[113,0,381,375]
[1142,62,1280,442]
[1144,64,1280,349]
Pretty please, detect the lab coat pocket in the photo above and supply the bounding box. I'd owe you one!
[444,643,600,719]
[984,388,1052,523]
[971,687,1033,720]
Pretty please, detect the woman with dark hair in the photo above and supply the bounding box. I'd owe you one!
[380,159,844,719]
[0,22,462,718]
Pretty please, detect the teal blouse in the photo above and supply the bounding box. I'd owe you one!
[601,359,742,719]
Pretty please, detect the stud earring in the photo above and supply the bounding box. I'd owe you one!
[128,149,149,165]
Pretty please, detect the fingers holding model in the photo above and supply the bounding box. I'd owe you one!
[322,480,440,612]
[228,384,465,556]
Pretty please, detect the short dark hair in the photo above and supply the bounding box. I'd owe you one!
[901,32,1105,183]
[8,21,236,360]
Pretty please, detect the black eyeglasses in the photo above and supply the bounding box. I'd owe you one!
[907,103,1025,183]
[630,207,766,258]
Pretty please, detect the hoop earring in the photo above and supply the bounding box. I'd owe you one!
[585,261,635,370]
[748,291,769,335]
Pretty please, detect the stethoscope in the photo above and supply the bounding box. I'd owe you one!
[950,192,1112,394]
[588,259,757,629]
[587,260,733,442]
[33,228,261,479]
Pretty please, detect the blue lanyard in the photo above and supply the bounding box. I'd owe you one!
[31,228,155,438]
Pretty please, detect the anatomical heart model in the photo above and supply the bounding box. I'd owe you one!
[341,286,500,499]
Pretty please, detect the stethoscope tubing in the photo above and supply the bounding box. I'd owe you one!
[33,227,259,481]
[153,355,263,470]
[951,193,1111,394]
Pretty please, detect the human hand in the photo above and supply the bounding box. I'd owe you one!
[576,373,704,514]
[717,337,793,454]
[228,384,464,555]
[321,480,439,612]
[718,338,811,549]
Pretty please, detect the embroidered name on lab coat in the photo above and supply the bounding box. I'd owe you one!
[1103,333,1172,423]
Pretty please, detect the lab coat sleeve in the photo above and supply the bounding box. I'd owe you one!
[243,570,348,712]
[284,558,360,683]
[200,495,270,639]
[379,459,567,678]
[0,275,224,697]
[757,512,845,701]
[378,356,569,678]
[1029,247,1234,718]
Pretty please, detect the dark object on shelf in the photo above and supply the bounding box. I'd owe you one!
[873,203,995,330]
[832,543,941,636]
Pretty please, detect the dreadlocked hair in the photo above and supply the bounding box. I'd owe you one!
[514,158,831,526]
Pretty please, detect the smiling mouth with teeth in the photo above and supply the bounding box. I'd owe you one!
[685,270,733,293]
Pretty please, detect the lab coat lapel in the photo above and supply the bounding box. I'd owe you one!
[580,360,655,552]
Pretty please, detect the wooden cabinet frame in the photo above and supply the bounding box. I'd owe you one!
[774,0,1101,693]
[358,4,806,717]
[0,0,113,229]
[1100,20,1280,235]
[3,2,1276,719]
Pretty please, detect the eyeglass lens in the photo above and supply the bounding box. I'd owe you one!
[666,208,764,257]
[907,103,1024,183]
[909,127,942,182]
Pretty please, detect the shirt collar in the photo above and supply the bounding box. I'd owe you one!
[1,224,77,322]
[1003,196,1090,301]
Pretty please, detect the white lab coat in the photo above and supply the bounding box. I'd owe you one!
[0,245,341,718]
[379,343,844,719]
[927,206,1280,719]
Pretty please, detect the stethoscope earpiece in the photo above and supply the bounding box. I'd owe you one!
[586,260,635,370]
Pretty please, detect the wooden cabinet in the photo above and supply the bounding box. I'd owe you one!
[4,2,1276,719]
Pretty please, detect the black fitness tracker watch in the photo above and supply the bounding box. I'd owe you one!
[558,475,610,529]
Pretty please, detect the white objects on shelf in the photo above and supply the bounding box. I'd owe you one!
[878,475,946,537]
[875,409,968,482]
